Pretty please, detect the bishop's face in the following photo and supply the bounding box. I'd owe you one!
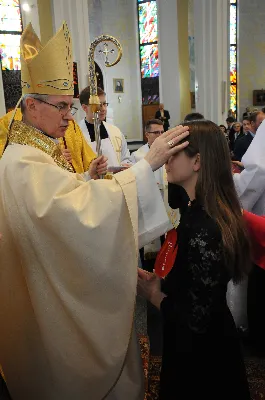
[26,95,75,138]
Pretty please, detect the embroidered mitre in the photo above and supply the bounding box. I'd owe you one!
[21,22,74,95]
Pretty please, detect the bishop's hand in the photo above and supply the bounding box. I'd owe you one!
[89,155,108,179]
[62,149,72,163]
[144,125,189,172]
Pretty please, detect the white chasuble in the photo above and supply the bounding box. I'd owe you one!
[229,121,265,332]
[0,123,171,400]
[234,119,265,215]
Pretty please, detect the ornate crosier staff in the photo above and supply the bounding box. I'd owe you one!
[88,35,122,166]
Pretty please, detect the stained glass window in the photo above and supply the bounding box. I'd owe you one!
[137,0,159,80]
[0,0,22,71]
[230,45,236,85]
[229,1,237,116]
[230,4,236,45]
[0,33,20,70]
[138,2,158,44]
[140,44,159,78]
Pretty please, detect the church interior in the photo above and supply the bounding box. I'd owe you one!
[1,0,265,399]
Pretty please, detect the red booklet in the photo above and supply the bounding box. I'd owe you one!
[155,229,178,278]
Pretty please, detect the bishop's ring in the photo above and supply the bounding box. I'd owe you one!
[168,140,175,148]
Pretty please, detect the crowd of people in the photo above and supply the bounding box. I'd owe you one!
[1,21,265,400]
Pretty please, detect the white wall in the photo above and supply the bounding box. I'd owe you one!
[87,0,142,140]
[21,0,40,37]
[238,0,265,120]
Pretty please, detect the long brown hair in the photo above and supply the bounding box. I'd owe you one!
[182,120,251,283]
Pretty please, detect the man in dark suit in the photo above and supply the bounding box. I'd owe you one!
[233,131,252,162]
[233,112,265,161]
[155,103,170,131]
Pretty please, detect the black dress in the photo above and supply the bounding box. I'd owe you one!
[159,200,250,400]
[0,374,11,400]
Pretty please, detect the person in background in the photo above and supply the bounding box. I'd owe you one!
[79,86,132,168]
[219,124,227,133]
[233,112,265,162]
[131,119,164,194]
[243,107,251,120]
[219,124,228,141]
[242,117,251,134]
[231,121,244,152]
[226,116,235,130]
[234,116,265,355]
[228,108,236,119]
[155,104,170,132]
[184,112,204,122]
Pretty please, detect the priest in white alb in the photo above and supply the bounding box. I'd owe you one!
[0,22,189,400]
[79,86,133,169]
[233,118,265,354]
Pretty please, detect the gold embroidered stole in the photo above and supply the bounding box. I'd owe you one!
[8,121,74,173]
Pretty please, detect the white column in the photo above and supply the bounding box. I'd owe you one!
[194,0,228,125]
[51,0,90,122]
[157,0,181,126]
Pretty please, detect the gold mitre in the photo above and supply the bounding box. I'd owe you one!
[21,22,74,95]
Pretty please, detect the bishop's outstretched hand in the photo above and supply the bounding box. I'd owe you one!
[144,125,189,172]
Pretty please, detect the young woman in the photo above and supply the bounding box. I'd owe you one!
[138,120,251,400]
